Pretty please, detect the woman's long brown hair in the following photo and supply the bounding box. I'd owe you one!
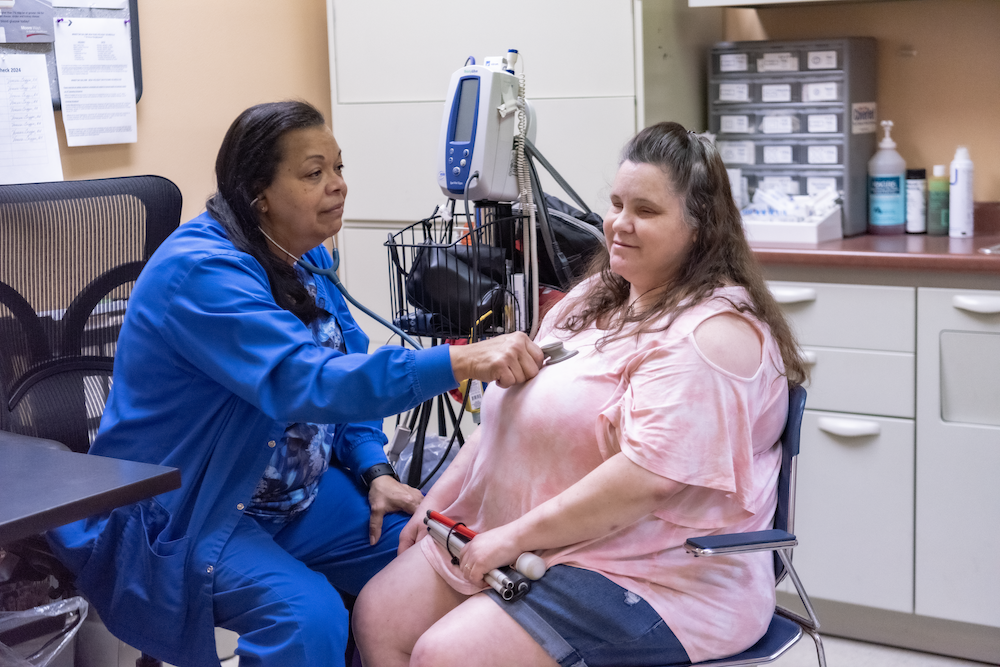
[559,122,807,386]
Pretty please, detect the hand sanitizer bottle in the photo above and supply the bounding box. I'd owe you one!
[868,120,906,235]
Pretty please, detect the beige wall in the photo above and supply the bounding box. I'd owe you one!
[724,0,1000,202]
[55,1,333,225]
[50,0,1000,215]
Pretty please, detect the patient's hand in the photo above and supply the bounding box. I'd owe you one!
[397,510,428,554]
[457,523,522,585]
[368,476,424,545]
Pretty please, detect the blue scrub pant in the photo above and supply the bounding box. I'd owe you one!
[211,466,407,667]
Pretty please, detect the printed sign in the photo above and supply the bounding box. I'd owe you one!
[0,0,54,43]
[852,102,878,134]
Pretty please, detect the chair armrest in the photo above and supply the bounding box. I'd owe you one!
[0,429,71,452]
[685,529,797,556]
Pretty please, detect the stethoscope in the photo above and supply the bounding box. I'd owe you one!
[298,249,425,350]
[300,251,577,365]
[262,228,576,364]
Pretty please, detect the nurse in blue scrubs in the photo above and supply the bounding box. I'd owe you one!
[48,100,542,667]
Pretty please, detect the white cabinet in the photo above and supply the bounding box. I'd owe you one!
[794,411,914,612]
[769,280,916,611]
[326,0,640,223]
[689,0,880,5]
[915,287,1000,627]
[325,0,644,351]
[771,279,1000,632]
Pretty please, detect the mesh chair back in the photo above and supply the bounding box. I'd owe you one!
[0,176,182,452]
[773,383,807,581]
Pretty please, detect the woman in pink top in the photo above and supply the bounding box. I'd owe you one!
[353,122,807,667]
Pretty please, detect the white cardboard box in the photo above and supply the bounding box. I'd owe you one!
[742,205,843,244]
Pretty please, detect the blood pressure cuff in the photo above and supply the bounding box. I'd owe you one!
[404,242,507,336]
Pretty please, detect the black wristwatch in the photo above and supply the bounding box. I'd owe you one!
[361,462,399,488]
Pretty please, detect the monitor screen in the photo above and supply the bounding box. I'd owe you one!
[453,78,479,143]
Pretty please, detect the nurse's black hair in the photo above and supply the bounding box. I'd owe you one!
[207,100,328,324]
[560,122,807,385]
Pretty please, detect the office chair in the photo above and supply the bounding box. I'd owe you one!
[0,176,181,450]
[0,175,182,667]
[683,384,827,667]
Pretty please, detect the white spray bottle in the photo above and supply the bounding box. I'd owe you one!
[949,146,974,238]
[867,120,906,235]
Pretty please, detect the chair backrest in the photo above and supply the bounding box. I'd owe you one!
[0,176,182,452]
[773,383,807,581]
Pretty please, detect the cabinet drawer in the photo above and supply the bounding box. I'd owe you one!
[768,281,915,352]
[784,410,914,613]
[802,347,914,418]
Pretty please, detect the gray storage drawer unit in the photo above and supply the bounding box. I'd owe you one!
[709,38,877,236]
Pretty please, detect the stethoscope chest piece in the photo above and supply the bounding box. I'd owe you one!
[541,341,578,365]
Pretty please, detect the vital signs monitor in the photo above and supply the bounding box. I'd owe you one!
[438,57,523,203]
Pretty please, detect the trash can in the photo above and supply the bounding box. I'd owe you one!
[1,539,87,667]
[0,596,88,667]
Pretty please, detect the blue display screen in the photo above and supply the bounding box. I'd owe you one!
[453,78,479,143]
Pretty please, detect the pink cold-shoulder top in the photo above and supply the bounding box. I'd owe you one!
[421,281,789,663]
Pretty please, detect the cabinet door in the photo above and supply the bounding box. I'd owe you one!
[783,409,914,613]
[916,287,1000,627]
[328,0,638,221]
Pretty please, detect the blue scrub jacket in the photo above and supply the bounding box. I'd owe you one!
[48,213,457,667]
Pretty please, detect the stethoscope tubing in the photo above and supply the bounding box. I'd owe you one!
[297,250,424,350]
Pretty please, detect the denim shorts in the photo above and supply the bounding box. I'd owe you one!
[487,564,691,667]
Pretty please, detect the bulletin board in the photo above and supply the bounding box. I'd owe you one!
[0,0,141,109]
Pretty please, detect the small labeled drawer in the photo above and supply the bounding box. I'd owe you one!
[712,45,846,76]
[718,140,843,167]
[768,281,915,352]
[742,171,843,198]
[712,80,843,105]
[801,346,914,418]
[712,110,843,136]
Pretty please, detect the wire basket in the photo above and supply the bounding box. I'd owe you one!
[385,209,533,340]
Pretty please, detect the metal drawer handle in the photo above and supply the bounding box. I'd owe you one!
[817,417,881,438]
[801,350,817,365]
[952,295,1000,315]
[771,286,817,304]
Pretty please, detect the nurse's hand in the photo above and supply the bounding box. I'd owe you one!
[368,476,424,545]
[449,332,544,389]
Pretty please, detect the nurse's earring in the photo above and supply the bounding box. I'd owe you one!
[250,197,268,214]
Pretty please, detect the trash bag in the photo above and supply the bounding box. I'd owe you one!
[393,432,461,490]
[0,597,88,667]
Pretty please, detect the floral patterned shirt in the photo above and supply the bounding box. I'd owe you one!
[247,270,347,521]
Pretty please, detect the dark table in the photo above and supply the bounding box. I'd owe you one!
[0,436,181,546]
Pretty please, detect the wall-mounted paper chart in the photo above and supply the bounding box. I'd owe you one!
[53,16,136,146]
[0,53,63,185]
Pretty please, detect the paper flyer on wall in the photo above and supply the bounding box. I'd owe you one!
[53,15,136,146]
[0,0,54,43]
[52,1,126,8]
[0,53,63,184]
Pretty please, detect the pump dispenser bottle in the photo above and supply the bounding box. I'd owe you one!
[867,120,906,235]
